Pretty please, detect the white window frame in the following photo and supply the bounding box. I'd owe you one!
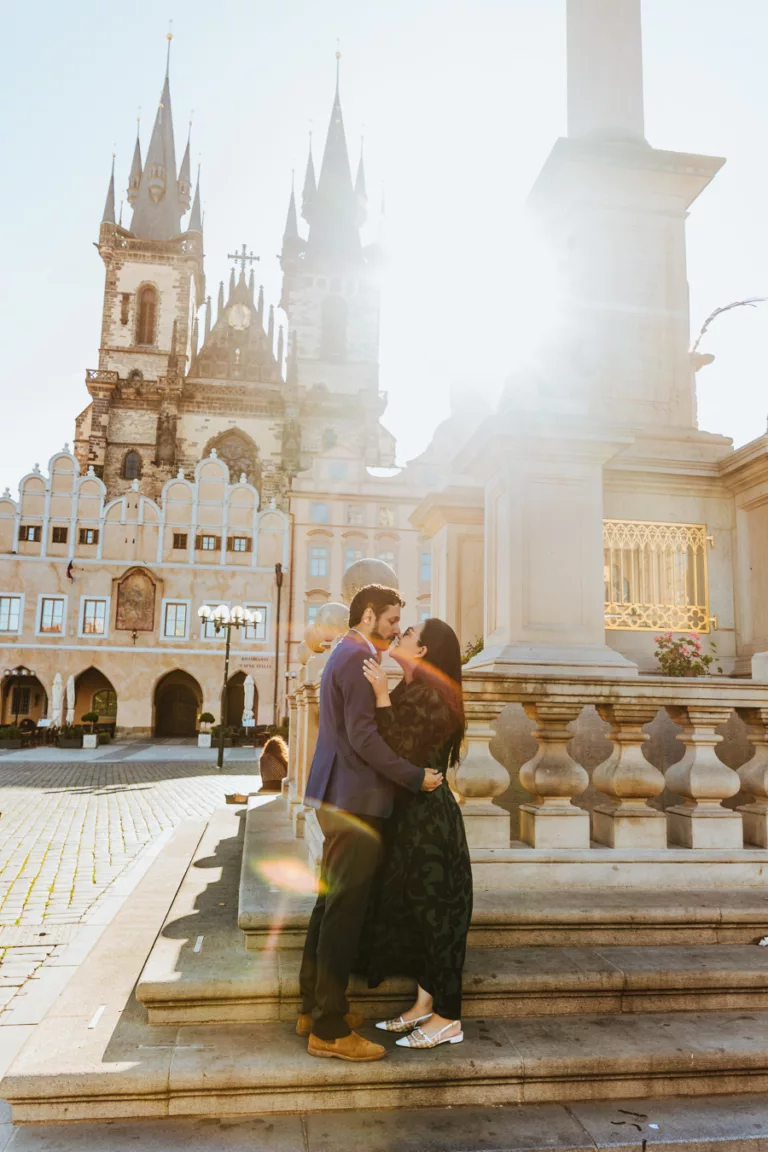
[78,595,111,639]
[200,534,217,552]
[306,602,322,626]
[311,502,330,525]
[200,601,230,641]
[20,524,42,543]
[36,594,68,638]
[346,504,364,526]
[244,603,269,642]
[0,593,24,635]
[420,550,432,583]
[231,536,249,553]
[79,527,99,546]
[161,598,191,641]
[172,531,188,551]
[344,546,364,571]
[378,505,395,528]
[309,545,329,578]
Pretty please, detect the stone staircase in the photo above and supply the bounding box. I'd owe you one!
[4,796,768,1125]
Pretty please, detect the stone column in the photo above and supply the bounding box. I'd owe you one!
[282,690,299,804]
[291,682,308,838]
[453,700,510,848]
[737,707,768,848]
[591,702,667,848]
[665,705,742,849]
[567,0,645,142]
[518,702,590,849]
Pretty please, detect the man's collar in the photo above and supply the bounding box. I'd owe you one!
[348,628,377,657]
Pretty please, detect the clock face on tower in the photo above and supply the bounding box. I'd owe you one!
[228,304,251,332]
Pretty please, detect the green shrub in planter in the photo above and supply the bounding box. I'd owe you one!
[199,712,215,727]
[81,711,100,732]
[0,725,23,748]
[97,732,111,745]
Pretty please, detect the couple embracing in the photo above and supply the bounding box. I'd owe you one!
[297,584,473,1062]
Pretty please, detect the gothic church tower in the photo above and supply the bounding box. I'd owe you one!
[74,39,205,496]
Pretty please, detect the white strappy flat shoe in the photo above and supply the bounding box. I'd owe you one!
[375,1012,432,1033]
[395,1020,463,1048]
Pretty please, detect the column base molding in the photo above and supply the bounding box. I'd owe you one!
[666,806,743,850]
[592,804,667,849]
[519,803,590,849]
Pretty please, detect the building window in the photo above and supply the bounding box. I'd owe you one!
[82,599,107,635]
[306,603,321,625]
[136,285,157,346]
[603,519,712,632]
[172,532,188,550]
[164,602,188,638]
[51,526,68,544]
[321,295,348,360]
[421,551,432,582]
[309,546,329,578]
[20,525,41,542]
[229,536,250,553]
[330,462,348,481]
[377,550,396,568]
[198,535,218,551]
[346,504,364,526]
[345,547,364,571]
[323,428,338,451]
[311,503,329,525]
[419,608,431,623]
[245,605,267,641]
[123,451,141,480]
[11,686,30,716]
[378,506,395,527]
[120,294,130,325]
[200,604,221,639]
[0,597,21,633]
[92,689,117,717]
[79,528,99,545]
[40,597,65,634]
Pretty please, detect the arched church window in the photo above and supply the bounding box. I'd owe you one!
[321,295,348,361]
[322,428,338,451]
[136,286,158,346]
[123,451,141,480]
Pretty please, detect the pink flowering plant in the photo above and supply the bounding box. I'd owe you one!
[654,632,722,677]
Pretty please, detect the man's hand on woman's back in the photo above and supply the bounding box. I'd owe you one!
[420,768,443,792]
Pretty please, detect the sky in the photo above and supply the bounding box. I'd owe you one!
[1,0,768,491]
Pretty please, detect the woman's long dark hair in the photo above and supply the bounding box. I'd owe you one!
[413,618,466,766]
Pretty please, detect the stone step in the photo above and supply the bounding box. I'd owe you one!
[138,799,768,1025]
[239,797,768,949]
[10,1094,768,1152]
[7,1007,768,1122]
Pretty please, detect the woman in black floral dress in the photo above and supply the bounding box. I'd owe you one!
[360,618,472,1050]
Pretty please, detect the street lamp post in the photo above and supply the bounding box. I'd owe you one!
[197,604,255,771]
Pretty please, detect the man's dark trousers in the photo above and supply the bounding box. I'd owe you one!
[299,807,384,1041]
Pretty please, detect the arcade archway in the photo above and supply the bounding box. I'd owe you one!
[154,670,202,737]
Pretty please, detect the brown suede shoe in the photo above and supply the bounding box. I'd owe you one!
[296,1011,364,1037]
[308,1031,386,1062]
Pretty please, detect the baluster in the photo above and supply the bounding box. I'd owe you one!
[592,703,666,848]
[518,702,590,849]
[737,707,768,848]
[290,681,308,837]
[283,689,299,803]
[453,701,511,848]
[665,705,742,849]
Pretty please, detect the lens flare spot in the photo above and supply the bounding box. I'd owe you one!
[255,856,324,895]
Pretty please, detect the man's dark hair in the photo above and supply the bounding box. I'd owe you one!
[348,584,404,629]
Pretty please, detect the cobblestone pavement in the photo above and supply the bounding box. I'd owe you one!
[0,757,260,1018]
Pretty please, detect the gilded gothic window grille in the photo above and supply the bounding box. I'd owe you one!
[603,519,713,633]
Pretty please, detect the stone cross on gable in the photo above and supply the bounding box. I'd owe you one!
[227,244,260,275]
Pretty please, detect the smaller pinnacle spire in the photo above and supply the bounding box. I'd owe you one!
[178,128,192,213]
[277,324,284,366]
[283,173,299,242]
[267,304,275,347]
[355,141,367,227]
[204,295,212,339]
[187,167,202,233]
[217,281,225,318]
[127,131,142,206]
[301,136,316,224]
[248,270,255,306]
[228,267,236,304]
[102,155,116,224]
[257,285,264,325]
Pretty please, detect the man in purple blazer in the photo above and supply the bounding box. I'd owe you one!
[298,584,444,1062]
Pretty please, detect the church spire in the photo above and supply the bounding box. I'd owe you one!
[102,155,116,224]
[178,126,192,213]
[127,129,142,207]
[129,42,182,240]
[354,141,367,227]
[187,167,202,233]
[301,135,316,224]
[305,54,361,264]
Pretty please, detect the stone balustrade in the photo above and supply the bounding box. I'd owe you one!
[461,672,768,851]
